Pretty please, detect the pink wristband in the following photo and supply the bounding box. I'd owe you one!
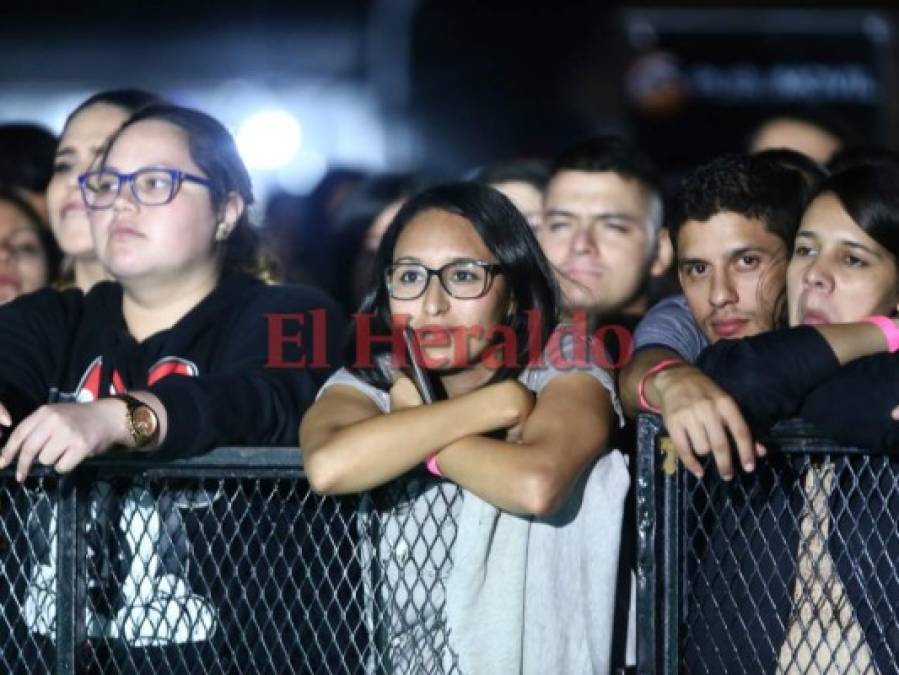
[637,358,684,414]
[863,315,899,353]
[425,454,442,477]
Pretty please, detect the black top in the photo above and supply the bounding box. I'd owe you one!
[697,325,899,451]
[696,326,840,430]
[799,352,899,451]
[0,272,345,458]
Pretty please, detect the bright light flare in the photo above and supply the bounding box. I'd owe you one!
[236,110,303,170]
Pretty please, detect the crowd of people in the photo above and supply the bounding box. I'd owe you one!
[0,88,896,672]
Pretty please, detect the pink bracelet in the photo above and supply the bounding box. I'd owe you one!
[863,315,899,353]
[637,358,684,414]
[425,454,442,477]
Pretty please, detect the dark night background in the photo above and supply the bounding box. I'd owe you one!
[2,0,896,203]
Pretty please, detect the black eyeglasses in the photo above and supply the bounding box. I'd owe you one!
[385,260,503,300]
[78,168,213,209]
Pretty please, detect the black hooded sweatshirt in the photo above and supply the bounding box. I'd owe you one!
[0,272,345,458]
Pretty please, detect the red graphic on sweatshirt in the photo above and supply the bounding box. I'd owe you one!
[70,356,199,402]
[146,357,199,385]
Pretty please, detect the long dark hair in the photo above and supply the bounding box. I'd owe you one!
[348,181,560,390]
[101,103,272,279]
[810,164,899,261]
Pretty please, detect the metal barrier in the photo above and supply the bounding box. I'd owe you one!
[637,415,899,675]
[0,448,461,675]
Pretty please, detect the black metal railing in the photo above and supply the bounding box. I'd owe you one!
[637,415,899,675]
[0,448,461,675]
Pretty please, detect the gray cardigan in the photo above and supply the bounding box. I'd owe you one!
[446,450,629,674]
[317,333,626,673]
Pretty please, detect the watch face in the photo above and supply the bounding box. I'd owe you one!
[133,406,158,439]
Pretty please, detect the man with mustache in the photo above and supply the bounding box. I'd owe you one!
[619,154,806,479]
[539,136,673,329]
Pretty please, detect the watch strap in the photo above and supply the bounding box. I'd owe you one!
[110,393,159,448]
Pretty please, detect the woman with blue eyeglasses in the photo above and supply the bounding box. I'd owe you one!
[0,102,342,474]
[0,104,344,666]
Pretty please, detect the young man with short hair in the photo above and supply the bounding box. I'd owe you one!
[619,154,806,478]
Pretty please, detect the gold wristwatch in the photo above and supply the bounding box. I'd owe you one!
[111,394,159,448]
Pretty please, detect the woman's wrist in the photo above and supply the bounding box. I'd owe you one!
[410,383,532,476]
[96,398,136,450]
[862,315,899,353]
[424,453,442,477]
[465,382,525,432]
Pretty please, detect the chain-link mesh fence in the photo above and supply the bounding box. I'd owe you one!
[637,416,899,675]
[1,474,60,675]
[0,448,463,675]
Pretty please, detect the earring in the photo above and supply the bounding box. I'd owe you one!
[215,224,228,241]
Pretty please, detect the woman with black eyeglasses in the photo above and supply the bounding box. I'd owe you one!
[0,104,343,667]
[301,182,627,674]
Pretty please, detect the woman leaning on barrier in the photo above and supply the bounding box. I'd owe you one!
[686,164,899,673]
[0,104,343,658]
[301,181,629,674]
[697,165,899,457]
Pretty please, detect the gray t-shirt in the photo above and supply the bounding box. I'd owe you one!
[315,333,623,673]
[318,330,623,421]
[632,294,708,363]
